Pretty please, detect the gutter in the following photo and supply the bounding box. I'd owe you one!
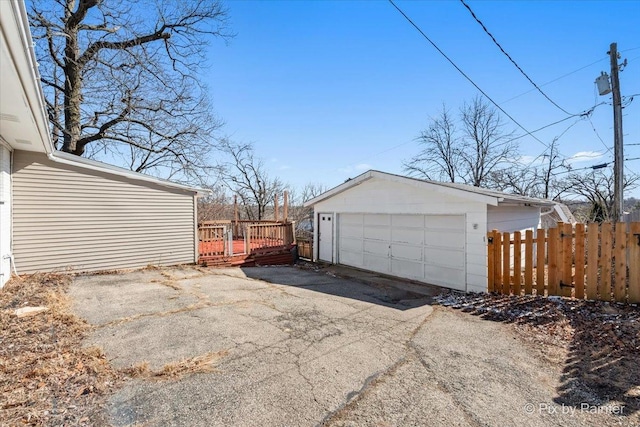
[13,0,56,154]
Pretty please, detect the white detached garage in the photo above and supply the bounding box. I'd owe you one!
[305,171,555,293]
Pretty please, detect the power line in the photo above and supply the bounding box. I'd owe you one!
[459,0,576,116]
[551,160,612,177]
[388,0,554,152]
[501,58,606,105]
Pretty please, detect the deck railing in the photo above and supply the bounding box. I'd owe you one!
[198,221,295,259]
[198,224,226,257]
[245,222,295,252]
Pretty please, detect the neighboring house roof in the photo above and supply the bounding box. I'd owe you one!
[304,170,556,208]
[0,0,209,196]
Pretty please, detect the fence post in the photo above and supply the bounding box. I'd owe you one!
[561,222,573,297]
[601,222,613,301]
[524,230,533,295]
[614,222,627,303]
[586,223,599,300]
[245,224,250,254]
[502,231,511,295]
[536,228,545,296]
[487,231,495,292]
[574,223,585,299]
[628,222,640,304]
[494,231,502,293]
[547,226,559,296]
[513,231,522,296]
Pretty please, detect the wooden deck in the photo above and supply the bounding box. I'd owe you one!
[198,221,296,267]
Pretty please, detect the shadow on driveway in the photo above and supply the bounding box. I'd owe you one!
[240,265,441,311]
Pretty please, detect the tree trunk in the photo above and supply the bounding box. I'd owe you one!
[62,2,83,155]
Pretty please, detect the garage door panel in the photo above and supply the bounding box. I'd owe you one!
[391,259,423,279]
[364,240,388,255]
[424,230,465,249]
[364,254,389,273]
[340,250,363,266]
[340,237,363,252]
[391,228,424,245]
[364,226,390,241]
[341,213,363,225]
[425,215,464,230]
[364,214,390,226]
[391,243,422,261]
[424,247,465,269]
[391,214,424,228]
[340,223,363,239]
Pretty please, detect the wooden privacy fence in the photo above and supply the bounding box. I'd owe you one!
[297,238,313,259]
[487,222,640,304]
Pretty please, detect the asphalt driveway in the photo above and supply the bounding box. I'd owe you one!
[68,265,628,427]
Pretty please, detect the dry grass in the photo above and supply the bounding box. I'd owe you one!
[0,273,122,426]
[1,270,231,426]
[122,350,229,380]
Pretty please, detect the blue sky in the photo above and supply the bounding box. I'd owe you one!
[205,0,640,198]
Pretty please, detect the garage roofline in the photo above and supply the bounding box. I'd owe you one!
[304,170,556,208]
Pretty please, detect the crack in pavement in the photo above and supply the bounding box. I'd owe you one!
[317,309,435,426]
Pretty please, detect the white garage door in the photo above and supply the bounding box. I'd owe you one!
[338,214,466,290]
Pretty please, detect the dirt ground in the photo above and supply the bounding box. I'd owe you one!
[1,264,638,426]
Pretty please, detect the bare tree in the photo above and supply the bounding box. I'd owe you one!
[490,137,571,200]
[403,105,459,182]
[459,96,517,187]
[287,182,327,232]
[29,0,230,183]
[565,170,639,222]
[404,96,516,187]
[216,139,285,221]
[197,186,232,222]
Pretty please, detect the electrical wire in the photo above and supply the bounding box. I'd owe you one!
[502,57,606,105]
[388,0,555,152]
[459,0,576,116]
[550,160,613,177]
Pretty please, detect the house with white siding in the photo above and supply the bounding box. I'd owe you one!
[305,170,557,293]
[0,0,206,287]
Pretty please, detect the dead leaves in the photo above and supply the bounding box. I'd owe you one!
[0,273,120,426]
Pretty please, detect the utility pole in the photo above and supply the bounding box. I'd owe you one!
[610,42,624,222]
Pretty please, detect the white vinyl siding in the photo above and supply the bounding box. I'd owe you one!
[0,146,11,287]
[12,151,196,273]
[487,205,541,233]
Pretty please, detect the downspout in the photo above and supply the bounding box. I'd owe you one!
[1,142,19,279]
